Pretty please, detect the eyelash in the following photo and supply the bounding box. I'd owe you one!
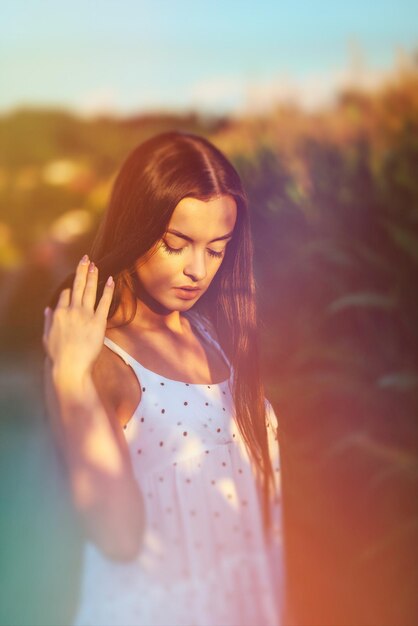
[161,240,225,259]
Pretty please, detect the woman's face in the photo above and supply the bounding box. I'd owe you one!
[134,194,237,311]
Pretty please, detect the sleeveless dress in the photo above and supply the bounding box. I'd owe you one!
[72,309,285,626]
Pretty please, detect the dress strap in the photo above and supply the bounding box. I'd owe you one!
[103,336,139,369]
[185,310,232,372]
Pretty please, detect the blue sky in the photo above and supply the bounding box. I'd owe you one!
[1,0,417,114]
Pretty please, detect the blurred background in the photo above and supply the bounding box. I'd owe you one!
[1,1,417,624]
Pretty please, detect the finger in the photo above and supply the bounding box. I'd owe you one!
[42,307,53,353]
[43,306,53,337]
[56,287,71,308]
[95,276,115,323]
[71,254,90,308]
[82,261,98,311]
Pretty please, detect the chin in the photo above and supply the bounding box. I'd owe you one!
[155,296,195,312]
[156,290,205,311]
[175,299,197,310]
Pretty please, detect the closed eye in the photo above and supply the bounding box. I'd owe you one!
[161,240,182,254]
[161,240,225,259]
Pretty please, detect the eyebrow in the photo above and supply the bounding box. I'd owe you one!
[166,229,234,243]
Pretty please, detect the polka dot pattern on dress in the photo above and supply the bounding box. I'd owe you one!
[87,313,283,626]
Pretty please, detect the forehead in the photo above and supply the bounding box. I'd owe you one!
[167,195,237,239]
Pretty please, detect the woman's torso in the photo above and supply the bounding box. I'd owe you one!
[72,310,284,626]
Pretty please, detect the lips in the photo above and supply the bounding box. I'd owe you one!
[173,286,202,299]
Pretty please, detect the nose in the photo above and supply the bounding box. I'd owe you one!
[183,247,207,282]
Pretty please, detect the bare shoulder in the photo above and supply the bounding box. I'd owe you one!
[92,343,141,428]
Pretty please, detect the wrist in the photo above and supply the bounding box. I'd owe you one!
[51,363,92,395]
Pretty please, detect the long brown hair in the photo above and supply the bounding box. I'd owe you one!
[49,131,276,530]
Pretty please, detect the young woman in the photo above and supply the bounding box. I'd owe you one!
[43,131,285,626]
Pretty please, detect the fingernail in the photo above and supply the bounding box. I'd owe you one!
[44,307,50,315]
[88,261,95,272]
[81,254,89,264]
[106,276,113,286]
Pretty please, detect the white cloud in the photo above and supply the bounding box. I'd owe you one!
[188,63,395,115]
[78,88,121,116]
[69,48,416,117]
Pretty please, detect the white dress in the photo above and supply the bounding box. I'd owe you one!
[72,309,285,626]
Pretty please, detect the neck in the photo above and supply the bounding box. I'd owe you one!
[113,281,187,335]
[133,299,185,334]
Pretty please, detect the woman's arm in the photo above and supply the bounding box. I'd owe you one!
[43,255,144,561]
[44,357,144,562]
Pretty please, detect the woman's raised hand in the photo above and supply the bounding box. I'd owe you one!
[43,254,115,381]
